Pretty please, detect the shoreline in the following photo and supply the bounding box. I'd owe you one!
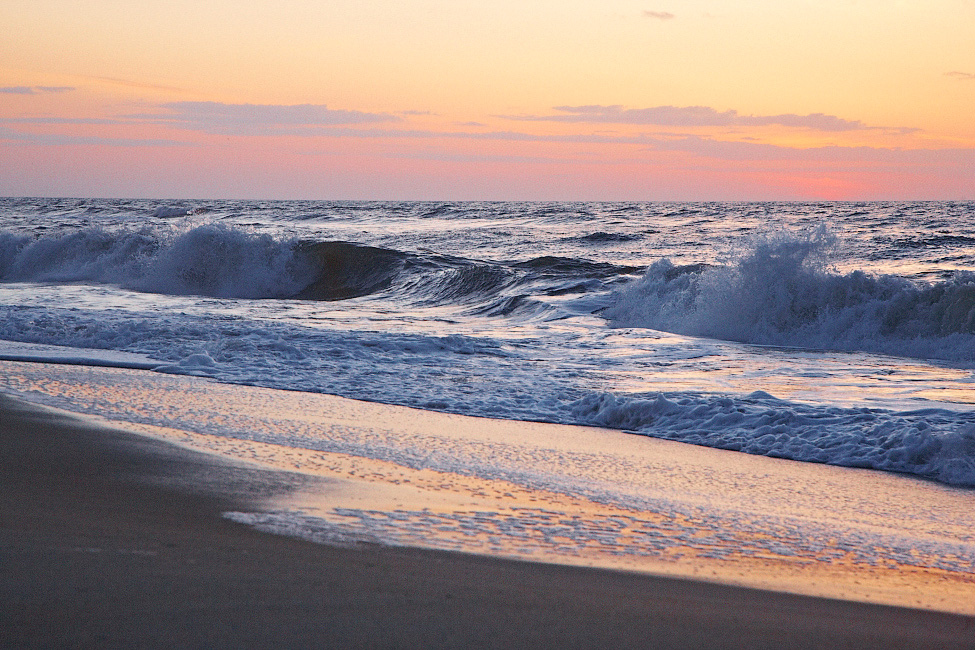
[4,358,975,613]
[2,392,974,648]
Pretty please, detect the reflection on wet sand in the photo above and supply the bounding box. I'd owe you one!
[2,359,974,614]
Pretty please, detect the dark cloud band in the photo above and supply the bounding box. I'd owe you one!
[146,102,401,135]
[0,86,74,95]
[504,104,874,132]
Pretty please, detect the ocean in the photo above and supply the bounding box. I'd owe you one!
[1,197,974,489]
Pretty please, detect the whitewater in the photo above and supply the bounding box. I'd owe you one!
[2,198,974,487]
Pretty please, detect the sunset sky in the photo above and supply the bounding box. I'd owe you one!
[2,0,973,200]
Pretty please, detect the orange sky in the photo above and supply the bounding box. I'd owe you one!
[1,0,973,200]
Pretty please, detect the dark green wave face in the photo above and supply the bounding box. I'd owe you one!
[292,241,409,301]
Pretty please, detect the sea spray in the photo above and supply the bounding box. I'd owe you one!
[604,228,975,362]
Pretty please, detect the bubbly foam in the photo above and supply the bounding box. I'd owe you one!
[0,225,319,299]
[2,200,975,491]
[605,229,975,363]
[569,391,975,487]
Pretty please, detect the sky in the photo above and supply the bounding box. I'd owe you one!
[1,0,973,201]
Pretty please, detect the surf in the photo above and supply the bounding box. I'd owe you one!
[605,229,975,363]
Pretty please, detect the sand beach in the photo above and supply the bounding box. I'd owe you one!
[2,361,974,648]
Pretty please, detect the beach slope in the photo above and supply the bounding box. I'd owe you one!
[1,393,972,649]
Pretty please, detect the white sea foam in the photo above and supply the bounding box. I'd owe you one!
[0,340,158,369]
[605,229,975,363]
[569,391,975,486]
[2,199,974,490]
[135,225,314,298]
[0,225,315,299]
[1,305,974,486]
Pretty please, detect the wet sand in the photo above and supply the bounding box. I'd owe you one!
[2,393,973,649]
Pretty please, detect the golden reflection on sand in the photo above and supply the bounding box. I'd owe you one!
[1,360,974,614]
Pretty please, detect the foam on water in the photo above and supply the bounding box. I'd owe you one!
[570,391,975,486]
[0,225,315,299]
[3,360,975,613]
[0,223,619,314]
[1,310,974,486]
[605,228,975,363]
[1,199,974,490]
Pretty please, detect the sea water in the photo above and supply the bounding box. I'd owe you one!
[1,198,974,488]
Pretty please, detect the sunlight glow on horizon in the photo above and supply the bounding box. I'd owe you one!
[1,0,973,200]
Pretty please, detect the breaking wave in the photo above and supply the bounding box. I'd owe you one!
[292,241,409,301]
[605,230,975,363]
[0,224,631,310]
[0,224,412,300]
[570,391,975,487]
[0,225,313,299]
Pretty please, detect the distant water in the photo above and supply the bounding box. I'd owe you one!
[1,198,974,486]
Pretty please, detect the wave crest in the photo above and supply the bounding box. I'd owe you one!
[605,230,975,362]
[0,225,409,301]
[0,224,626,310]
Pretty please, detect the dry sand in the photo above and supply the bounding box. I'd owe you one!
[2,393,973,649]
